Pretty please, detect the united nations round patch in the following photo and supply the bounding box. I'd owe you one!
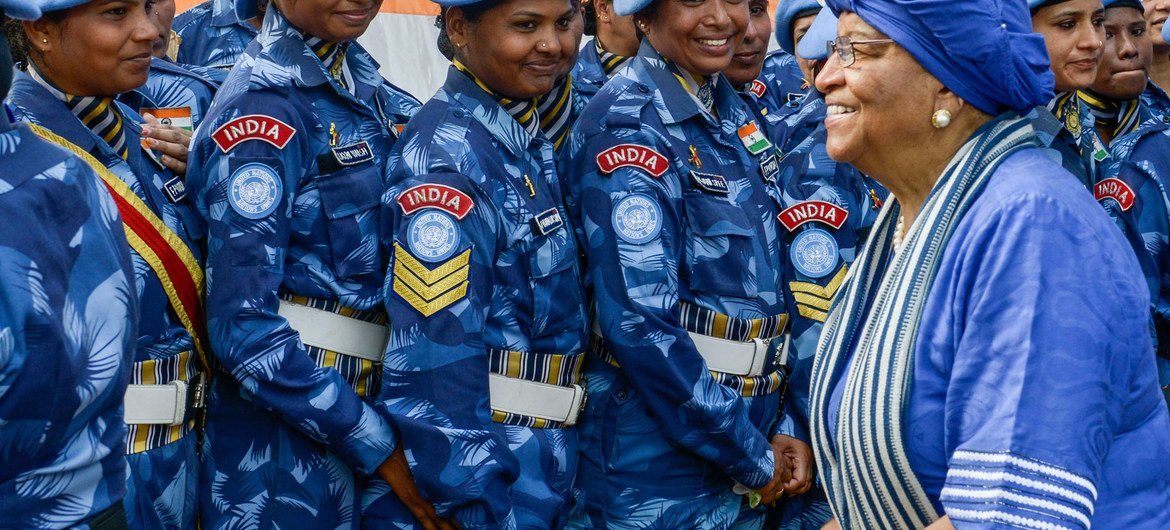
[612,193,662,244]
[407,210,461,262]
[229,163,281,219]
[791,228,839,279]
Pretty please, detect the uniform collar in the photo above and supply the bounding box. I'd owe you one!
[255,7,381,100]
[630,40,752,134]
[443,64,544,159]
[8,68,146,167]
[211,0,252,29]
[574,37,607,86]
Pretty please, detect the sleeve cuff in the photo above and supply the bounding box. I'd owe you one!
[337,404,398,476]
[942,449,1096,530]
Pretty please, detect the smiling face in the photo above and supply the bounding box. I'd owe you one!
[813,12,942,176]
[1033,0,1106,92]
[1143,0,1169,50]
[26,0,157,96]
[450,0,578,99]
[638,0,748,80]
[1092,6,1151,99]
[275,0,384,42]
[723,0,769,86]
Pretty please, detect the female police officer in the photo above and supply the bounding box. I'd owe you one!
[562,0,811,523]
[8,0,208,526]
[369,0,587,526]
[0,0,138,527]
[184,0,423,525]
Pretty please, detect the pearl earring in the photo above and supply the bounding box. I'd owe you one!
[931,109,951,129]
[41,38,48,43]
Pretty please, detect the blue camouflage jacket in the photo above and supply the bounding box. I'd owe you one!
[752,50,806,124]
[9,68,206,529]
[565,40,786,490]
[133,58,224,133]
[173,0,258,70]
[371,65,587,529]
[1094,107,1170,393]
[186,5,418,478]
[773,116,883,444]
[1142,81,1170,120]
[0,116,137,530]
[1028,92,1101,189]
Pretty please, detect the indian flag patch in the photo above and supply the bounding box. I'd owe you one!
[144,107,194,132]
[737,121,771,155]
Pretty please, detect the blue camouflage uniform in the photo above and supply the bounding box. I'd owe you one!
[185,4,419,528]
[770,108,885,530]
[1141,81,1170,119]
[1090,95,1170,402]
[173,0,258,70]
[366,62,588,530]
[571,37,630,105]
[0,110,138,530]
[8,64,207,530]
[1027,92,1101,189]
[134,58,225,133]
[751,51,806,124]
[564,40,787,530]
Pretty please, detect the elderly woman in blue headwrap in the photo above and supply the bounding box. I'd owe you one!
[808,0,1170,528]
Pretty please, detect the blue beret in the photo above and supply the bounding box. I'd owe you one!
[826,0,1054,115]
[614,0,649,16]
[429,0,495,7]
[795,5,836,60]
[775,0,822,55]
[0,0,40,19]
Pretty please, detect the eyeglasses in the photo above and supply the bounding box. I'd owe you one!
[826,36,895,67]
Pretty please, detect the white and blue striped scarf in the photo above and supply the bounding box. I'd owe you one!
[808,116,1040,529]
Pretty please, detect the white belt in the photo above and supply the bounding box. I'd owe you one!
[488,373,586,426]
[592,321,789,377]
[278,299,389,362]
[124,381,188,425]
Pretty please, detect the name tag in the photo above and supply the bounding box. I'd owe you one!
[690,170,729,195]
[530,207,564,236]
[759,152,780,183]
[163,175,187,203]
[332,141,374,167]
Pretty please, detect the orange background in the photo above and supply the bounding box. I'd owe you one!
[174,0,441,16]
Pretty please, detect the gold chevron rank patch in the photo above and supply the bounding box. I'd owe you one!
[788,265,848,323]
[393,243,471,317]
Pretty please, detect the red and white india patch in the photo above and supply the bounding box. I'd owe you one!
[212,114,297,153]
[749,80,767,99]
[1094,177,1135,211]
[397,183,475,219]
[596,144,669,177]
[778,200,849,231]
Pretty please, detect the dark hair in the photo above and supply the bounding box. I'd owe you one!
[4,9,67,68]
[582,0,596,35]
[435,3,494,60]
[631,0,657,41]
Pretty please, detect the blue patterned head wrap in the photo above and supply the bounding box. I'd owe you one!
[826,0,1055,114]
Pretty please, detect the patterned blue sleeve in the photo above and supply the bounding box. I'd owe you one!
[192,92,397,476]
[572,127,776,489]
[380,172,520,528]
[918,161,1156,529]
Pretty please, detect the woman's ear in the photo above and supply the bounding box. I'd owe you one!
[933,85,965,119]
[447,7,469,50]
[22,19,53,55]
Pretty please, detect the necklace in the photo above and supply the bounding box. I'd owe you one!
[892,214,906,252]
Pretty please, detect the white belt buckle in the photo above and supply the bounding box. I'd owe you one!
[748,337,769,377]
[564,383,587,426]
[124,380,188,426]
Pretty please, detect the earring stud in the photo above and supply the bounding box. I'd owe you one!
[931,109,951,129]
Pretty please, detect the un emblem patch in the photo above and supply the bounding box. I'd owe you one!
[229,163,281,219]
[407,210,461,262]
[791,228,839,279]
[612,193,662,244]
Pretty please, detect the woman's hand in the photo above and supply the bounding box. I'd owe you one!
[754,438,795,505]
[822,518,841,530]
[141,113,192,176]
[772,434,816,495]
[376,446,459,530]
